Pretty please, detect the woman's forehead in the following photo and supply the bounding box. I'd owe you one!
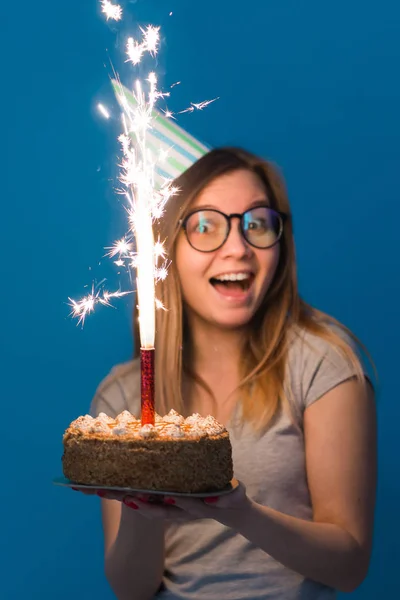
[191,169,268,210]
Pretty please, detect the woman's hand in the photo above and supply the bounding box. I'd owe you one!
[123,481,251,527]
[168,481,252,527]
[70,486,199,521]
[71,481,252,525]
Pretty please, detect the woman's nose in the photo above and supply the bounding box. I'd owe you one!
[220,220,252,258]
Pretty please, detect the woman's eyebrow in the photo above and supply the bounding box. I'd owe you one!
[248,198,270,208]
[190,204,218,211]
[191,198,270,212]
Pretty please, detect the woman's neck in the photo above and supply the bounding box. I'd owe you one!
[191,325,243,370]
[182,320,246,423]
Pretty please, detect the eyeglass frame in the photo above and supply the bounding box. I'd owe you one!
[179,205,288,253]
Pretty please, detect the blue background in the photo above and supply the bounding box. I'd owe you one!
[1,0,398,597]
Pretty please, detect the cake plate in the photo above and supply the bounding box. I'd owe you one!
[53,476,239,498]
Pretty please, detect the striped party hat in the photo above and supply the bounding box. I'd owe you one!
[112,79,210,189]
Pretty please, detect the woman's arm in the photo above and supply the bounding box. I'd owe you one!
[102,498,165,600]
[174,378,377,592]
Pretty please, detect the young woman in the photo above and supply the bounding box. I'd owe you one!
[83,147,377,600]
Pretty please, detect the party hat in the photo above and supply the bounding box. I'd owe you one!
[112,80,210,189]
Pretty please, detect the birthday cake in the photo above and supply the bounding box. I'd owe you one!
[62,409,233,493]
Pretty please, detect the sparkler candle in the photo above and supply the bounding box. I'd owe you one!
[116,36,168,425]
[111,33,215,425]
[132,123,157,426]
[140,347,155,425]
[119,75,158,426]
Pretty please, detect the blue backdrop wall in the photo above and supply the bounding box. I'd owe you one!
[1,0,398,597]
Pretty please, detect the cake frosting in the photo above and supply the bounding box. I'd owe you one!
[66,409,226,440]
[62,408,233,493]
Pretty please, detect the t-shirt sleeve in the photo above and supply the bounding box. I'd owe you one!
[302,331,368,409]
[89,360,141,419]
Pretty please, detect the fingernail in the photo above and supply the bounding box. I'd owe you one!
[137,495,149,503]
[204,496,219,504]
[71,487,79,491]
[124,499,139,510]
[164,497,175,505]
[97,491,106,497]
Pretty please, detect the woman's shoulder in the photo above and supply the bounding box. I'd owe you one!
[287,320,360,362]
[89,358,141,418]
[286,322,366,412]
[97,358,140,394]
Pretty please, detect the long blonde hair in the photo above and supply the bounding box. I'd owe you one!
[133,147,373,429]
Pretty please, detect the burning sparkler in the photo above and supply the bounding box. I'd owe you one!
[114,24,169,425]
[71,1,217,424]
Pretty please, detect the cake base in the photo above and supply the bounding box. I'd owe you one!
[62,433,233,493]
[53,476,239,498]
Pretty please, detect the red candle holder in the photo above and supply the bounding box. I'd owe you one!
[140,348,155,426]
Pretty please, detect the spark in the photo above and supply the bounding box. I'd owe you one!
[105,238,132,258]
[155,298,167,310]
[148,72,158,106]
[101,289,131,305]
[161,184,179,203]
[126,26,160,66]
[178,97,219,114]
[141,25,160,55]
[118,133,130,155]
[151,206,164,220]
[69,294,96,325]
[154,239,166,261]
[69,288,131,326]
[192,97,219,110]
[161,108,176,120]
[126,37,144,65]
[150,183,177,219]
[101,0,122,21]
[130,255,139,269]
[155,266,168,281]
[97,103,110,119]
[70,9,217,326]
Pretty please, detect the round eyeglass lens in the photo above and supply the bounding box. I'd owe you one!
[185,210,228,251]
[242,206,282,248]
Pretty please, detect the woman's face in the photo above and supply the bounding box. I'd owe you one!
[175,169,281,332]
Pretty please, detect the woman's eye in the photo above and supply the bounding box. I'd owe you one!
[190,217,215,234]
[247,219,268,231]
[196,222,210,233]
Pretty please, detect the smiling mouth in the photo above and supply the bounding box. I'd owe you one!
[209,274,255,293]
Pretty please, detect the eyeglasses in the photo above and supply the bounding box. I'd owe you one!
[180,206,287,253]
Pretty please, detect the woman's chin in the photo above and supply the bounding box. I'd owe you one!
[209,310,256,331]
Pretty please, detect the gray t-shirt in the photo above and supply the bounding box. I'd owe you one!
[90,327,365,600]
